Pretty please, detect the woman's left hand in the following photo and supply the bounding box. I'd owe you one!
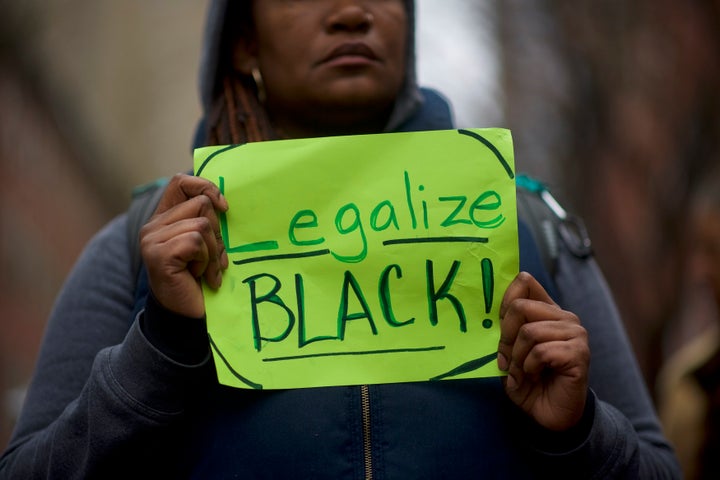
[496,272,590,432]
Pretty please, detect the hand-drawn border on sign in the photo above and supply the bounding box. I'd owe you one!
[196,129,515,390]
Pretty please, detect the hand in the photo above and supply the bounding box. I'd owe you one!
[496,272,589,432]
[139,174,229,318]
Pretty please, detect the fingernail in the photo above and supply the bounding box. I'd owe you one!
[497,352,509,371]
[505,374,517,390]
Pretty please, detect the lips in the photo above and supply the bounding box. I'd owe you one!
[320,42,379,64]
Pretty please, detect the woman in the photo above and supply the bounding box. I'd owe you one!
[0,1,680,478]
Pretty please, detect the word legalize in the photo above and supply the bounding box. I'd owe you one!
[194,128,519,390]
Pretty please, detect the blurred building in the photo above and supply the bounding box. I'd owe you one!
[0,0,207,450]
[0,49,109,450]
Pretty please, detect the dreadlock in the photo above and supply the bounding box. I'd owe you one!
[203,0,275,146]
[205,71,275,145]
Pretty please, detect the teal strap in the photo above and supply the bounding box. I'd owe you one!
[516,174,593,259]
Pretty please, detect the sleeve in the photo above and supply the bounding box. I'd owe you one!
[528,245,682,479]
[0,215,213,479]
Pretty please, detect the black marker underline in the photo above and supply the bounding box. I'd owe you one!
[233,237,488,265]
[383,236,488,246]
[263,345,446,362]
[233,249,331,265]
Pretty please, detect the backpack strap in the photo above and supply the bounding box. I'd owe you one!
[515,174,593,277]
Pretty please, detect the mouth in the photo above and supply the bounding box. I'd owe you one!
[319,42,379,65]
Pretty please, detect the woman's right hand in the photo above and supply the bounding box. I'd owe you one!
[139,173,229,318]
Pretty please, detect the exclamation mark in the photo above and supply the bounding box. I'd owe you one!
[481,258,494,329]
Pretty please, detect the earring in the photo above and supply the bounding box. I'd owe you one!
[251,67,266,104]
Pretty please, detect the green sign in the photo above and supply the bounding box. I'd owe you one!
[194,128,518,389]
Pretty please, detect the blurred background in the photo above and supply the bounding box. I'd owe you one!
[1,0,719,462]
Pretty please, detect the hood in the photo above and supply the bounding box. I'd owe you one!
[197,0,423,134]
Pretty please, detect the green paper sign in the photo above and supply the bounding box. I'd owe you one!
[194,128,518,390]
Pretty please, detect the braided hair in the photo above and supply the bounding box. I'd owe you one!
[203,0,275,145]
[205,72,275,145]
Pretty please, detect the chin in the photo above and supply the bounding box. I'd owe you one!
[319,87,397,109]
[321,75,400,102]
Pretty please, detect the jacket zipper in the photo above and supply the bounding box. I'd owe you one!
[360,384,373,480]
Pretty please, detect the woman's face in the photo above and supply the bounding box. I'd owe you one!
[240,0,408,137]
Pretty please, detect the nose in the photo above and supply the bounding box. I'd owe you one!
[325,2,373,34]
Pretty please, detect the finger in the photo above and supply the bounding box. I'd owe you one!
[155,173,228,215]
[508,319,584,375]
[143,219,210,273]
[507,338,589,405]
[142,215,222,288]
[144,230,211,317]
[504,320,566,389]
[501,297,567,339]
[175,216,223,288]
[499,271,556,319]
[165,230,211,279]
[497,299,564,371]
[189,196,229,280]
[146,195,228,279]
[504,335,589,431]
[520,337,589,381]
[186,241,211,280]
[509,321,587,381]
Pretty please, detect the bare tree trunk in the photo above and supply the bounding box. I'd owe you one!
[500,0,720,399]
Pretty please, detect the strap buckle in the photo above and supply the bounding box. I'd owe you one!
[516,174,593,259]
